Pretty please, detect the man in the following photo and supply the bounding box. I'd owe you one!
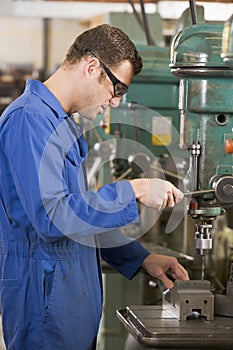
[0,24,188,349]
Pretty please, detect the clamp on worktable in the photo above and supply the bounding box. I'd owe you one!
[163,280,214,321]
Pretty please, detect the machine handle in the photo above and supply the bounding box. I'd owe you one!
[183,189,215,197]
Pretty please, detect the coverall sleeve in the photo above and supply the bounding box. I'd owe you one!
[101,237,150,280]
[1,109,139,242]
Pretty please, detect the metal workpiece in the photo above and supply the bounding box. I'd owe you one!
[163,280,214,321]
[117,304,233,349]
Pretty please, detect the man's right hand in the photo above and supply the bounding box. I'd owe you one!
[129,178,183,210]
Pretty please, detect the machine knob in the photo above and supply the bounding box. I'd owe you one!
[225,139,233,154]
[213,176,233,204]
[223,184,233,196]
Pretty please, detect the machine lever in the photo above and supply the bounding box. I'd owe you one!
[183,189,214,197]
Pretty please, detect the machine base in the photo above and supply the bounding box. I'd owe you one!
[116,305,233,349]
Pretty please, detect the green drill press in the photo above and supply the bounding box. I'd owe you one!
[117,6,233,349]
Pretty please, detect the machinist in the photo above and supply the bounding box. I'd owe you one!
[0,24,189,349]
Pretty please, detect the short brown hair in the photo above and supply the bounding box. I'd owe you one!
[64,24,142,76]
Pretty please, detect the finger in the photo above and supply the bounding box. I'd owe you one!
[161,194,169,209]
[174,188,184,203]
[178,267,189,280]
[166,188,183,207]
[160,274,174,290]
[169,265,189,281]
[166,193,175,208]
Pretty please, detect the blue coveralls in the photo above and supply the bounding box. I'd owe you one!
[0,80,150,350]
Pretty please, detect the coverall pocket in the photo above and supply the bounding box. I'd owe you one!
[41,257,103,349]
[0,279,22,337]
[42,260,59,315]
[65,149,83,166]
[65,149,85,192]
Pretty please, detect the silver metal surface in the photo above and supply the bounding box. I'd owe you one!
[194,223,212,257]
[213,176,233,204]
[163,280,214,321]
[215,264,233,317]
[201,255,205,280]
[117,305,233,349]
[188,141,201,192]
[183,189,214,197]
[215,281,233,317]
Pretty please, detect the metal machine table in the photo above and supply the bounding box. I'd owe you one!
[117,305,233,349]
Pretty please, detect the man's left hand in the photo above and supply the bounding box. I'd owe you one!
[142,254,189,289]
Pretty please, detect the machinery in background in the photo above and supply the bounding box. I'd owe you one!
[0,65,41,114]
[116,3,233,348]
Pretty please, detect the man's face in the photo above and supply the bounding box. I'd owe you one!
[79,60,134,120]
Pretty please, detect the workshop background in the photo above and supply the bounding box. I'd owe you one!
[1,0,233,349]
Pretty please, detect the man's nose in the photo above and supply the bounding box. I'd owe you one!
[110,96,122,108]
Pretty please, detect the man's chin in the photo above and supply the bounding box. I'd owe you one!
[78,110,97,120]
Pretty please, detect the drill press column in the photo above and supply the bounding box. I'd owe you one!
[170,22,233,279]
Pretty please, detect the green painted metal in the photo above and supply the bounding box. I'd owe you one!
[170,22,233,191]
[170,23,225,68]
[221,14,233,68]
[105,12,165,46]
[105,45,183,159]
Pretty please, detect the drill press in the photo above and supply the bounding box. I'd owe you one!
[117,13,233,349]
[170,19,233,282]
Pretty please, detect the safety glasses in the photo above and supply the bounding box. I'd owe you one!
[86,49,128,97]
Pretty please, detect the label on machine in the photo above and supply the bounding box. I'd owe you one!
[151,116,172,146]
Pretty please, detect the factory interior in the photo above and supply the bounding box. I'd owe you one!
[1,0,233,349]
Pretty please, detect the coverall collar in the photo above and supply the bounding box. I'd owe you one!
[25,79,68,119]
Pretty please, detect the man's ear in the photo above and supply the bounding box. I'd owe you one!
[85,57,100,77]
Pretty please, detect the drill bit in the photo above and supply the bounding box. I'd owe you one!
[201,255,205,280]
